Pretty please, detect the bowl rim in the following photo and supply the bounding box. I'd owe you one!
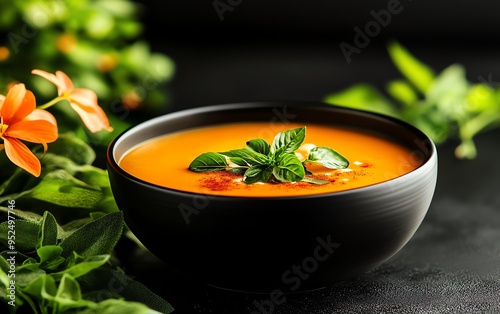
[107,101,438,200]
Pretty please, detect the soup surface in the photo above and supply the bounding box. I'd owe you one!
[119,122,423,197]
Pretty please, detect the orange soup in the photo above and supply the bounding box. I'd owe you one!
[119,122,423,197]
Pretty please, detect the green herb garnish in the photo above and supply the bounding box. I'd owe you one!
[188,126,349,185]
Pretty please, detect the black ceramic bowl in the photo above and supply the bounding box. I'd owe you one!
[107,101,437,293]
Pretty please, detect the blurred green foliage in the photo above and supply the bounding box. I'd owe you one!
[325,41,500,159]
[0,134,174,313]
[0,0,175,147]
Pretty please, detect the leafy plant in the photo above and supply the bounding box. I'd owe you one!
[189,126,349,184]
[0,71,174,312]
[0,133,174,313]
[0,0,176,149]
[0,210,174,313]
[325,41,500,159]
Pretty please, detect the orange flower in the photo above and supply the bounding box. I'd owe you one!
[0,84,58,177]
[32,69,113,133]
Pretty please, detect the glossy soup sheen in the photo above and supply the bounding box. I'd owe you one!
[119,122,423,197]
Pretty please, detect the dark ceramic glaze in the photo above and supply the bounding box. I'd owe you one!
[107,101,438,293]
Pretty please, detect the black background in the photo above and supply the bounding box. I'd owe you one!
[136,0,500,112]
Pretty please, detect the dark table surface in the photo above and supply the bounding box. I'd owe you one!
[117,39,500,313]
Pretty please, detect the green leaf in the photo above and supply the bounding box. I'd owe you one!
[23,274,57,301]
[0,207,42,223]
[23,170,104,209]
[465,84,499,113]
[324,84,398,117]
[53,253,109,280]
[243,166,272,184]
[271,126,306,155]
[12,267,46,288]
[0,219,40,252]
[220,148,268,166]
[39,153,80,175]
[301,177,330,185]
[246,139,271,155]
[228,157,249,167]
[77,299,165,314]
[227,168,246,175]
[59,211,123,258]
[307,146,349,169]
[41,133,96,166]
[38,211,58,248]
[386,80,418,106]
[426,64,469,120]
[79,268,174,314]
[273,153,305,182]
[188,152,228,172]
[0,168,30,196]
[37,245,64,266]
[387,41,435,94]
[54,273,85,311]
[303,163,313,175]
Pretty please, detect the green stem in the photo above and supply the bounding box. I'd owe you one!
[37,96,67,110]
[459,110,500,140]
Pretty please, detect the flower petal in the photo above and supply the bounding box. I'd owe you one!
[26,109,58,126]
[1,84,35,124]
[6,119,58,145]
[32,69,65,93]
[0,94,5,111]
[55,70,74,91]
[3,137,41,177]
[70,88,98,108]
[70,102,113,133]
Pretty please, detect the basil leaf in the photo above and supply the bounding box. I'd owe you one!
[229,157,249,167]
[243,166,272,184]
[246,139,271,155]
[272,153,305,182]
[301,177,330,185]
[303,163,312,175]
[188,152,228,172]
[227,168,246,175]
[220,148,268,166]
[271,126,306,155]
[307,146,349,169]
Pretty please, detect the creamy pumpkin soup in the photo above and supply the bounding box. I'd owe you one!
[119,122,423,197]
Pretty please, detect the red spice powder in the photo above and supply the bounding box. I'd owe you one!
[199,171,240,191]
[198,168,373,192]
